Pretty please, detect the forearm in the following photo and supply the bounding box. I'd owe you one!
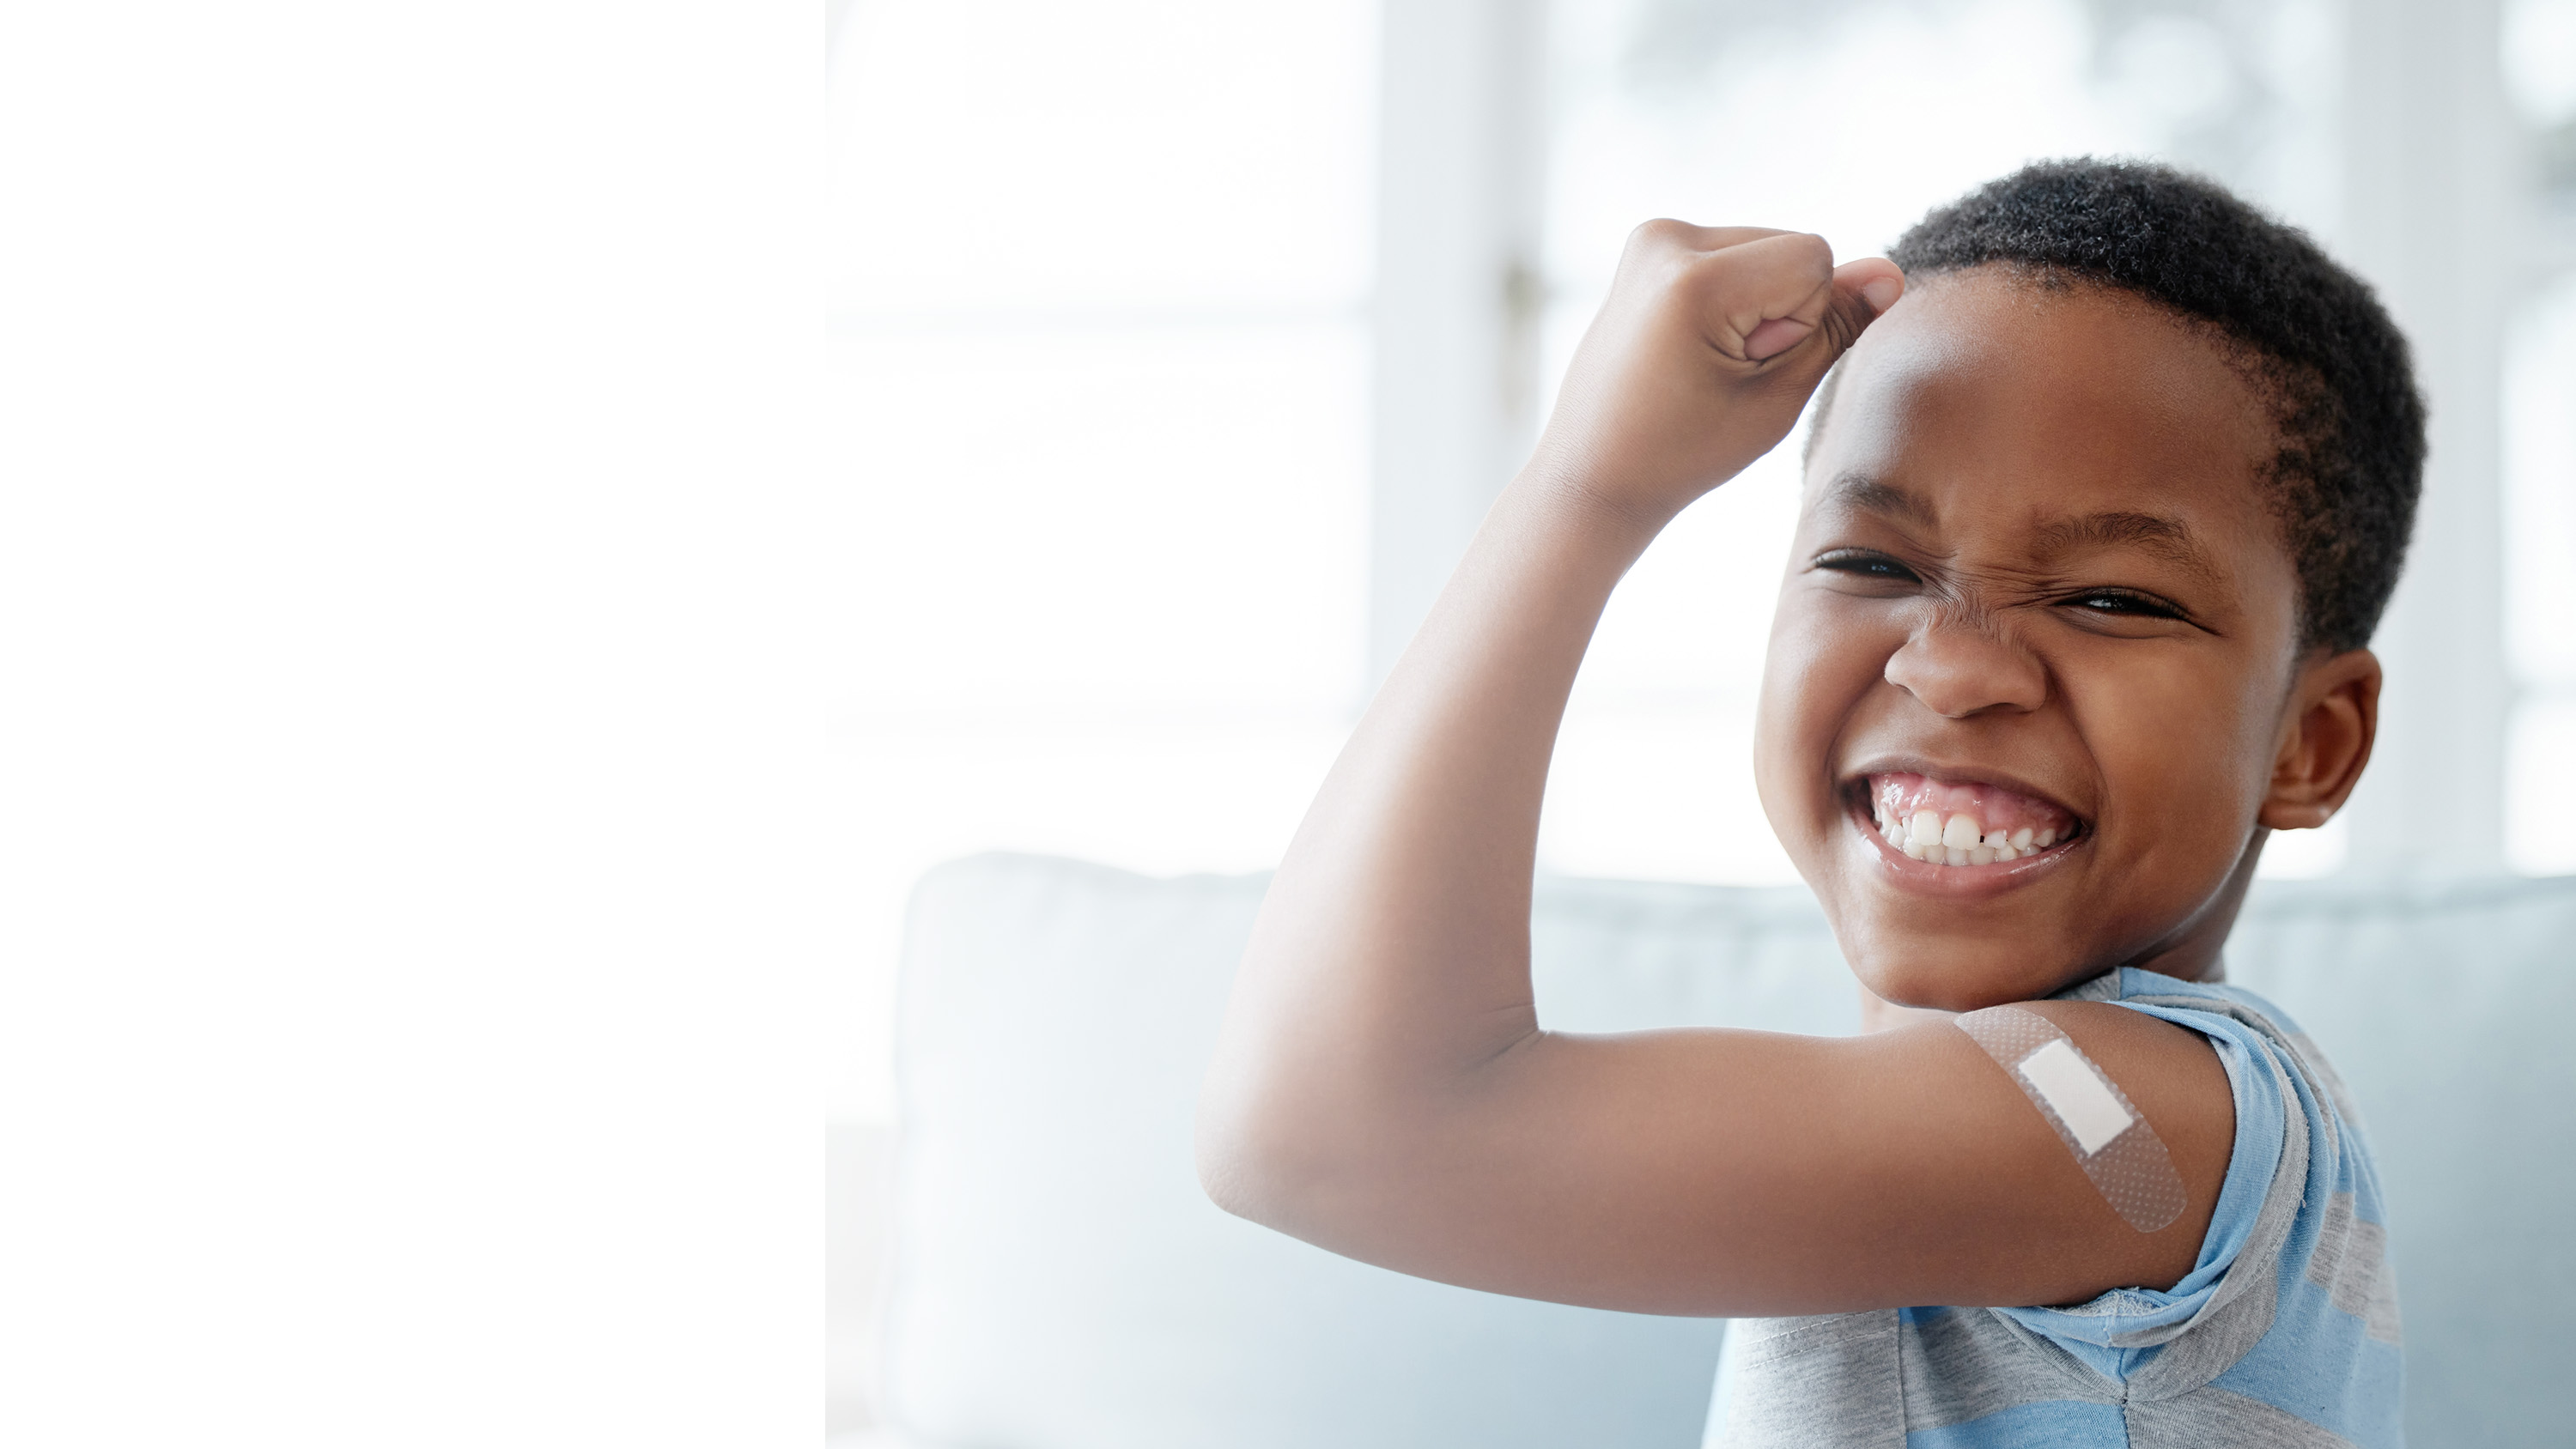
[1199,464,1669,1195]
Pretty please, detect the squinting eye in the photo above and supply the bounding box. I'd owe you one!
[1814,550,1919,583]
[2065,589,2184,619]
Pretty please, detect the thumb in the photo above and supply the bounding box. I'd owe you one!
[1818,258,1905,354]
[1745,258,1905,363]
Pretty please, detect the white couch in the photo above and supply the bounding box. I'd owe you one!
[846,853,2576,1446]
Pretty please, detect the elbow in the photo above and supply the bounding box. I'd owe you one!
[1196,1030,1456,1237]
[1194,1128,1267,1224]
[1193,1087,1303,1228]
[1194,1069,1354,1231]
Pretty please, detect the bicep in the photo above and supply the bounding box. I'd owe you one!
[1284,1003,2232,1317]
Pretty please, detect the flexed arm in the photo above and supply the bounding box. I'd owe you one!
[1194,227,2225,1316]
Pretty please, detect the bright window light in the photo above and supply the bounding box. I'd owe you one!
[2505,273,2576,875]
[831,0,1376,1121]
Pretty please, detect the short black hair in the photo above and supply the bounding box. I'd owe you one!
[1812,158,2424,654]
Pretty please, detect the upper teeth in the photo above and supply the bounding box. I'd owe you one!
[1880,807,2057,866]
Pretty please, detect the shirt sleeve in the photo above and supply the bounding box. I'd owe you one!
[1986,997,2293,1366]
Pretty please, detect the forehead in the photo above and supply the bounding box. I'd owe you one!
[1805,271,2280,561]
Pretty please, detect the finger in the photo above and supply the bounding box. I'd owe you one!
[1750,258,1909,363]
[1625,219,1798,258]
[1741,314,1814,360]
[1690,224,1801,251]
[1807,258,1905,356]
[1836,258,1905,318]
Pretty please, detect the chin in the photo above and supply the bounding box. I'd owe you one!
[1840,934,2083,1013]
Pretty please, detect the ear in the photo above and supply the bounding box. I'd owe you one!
[2257,648,2380,830]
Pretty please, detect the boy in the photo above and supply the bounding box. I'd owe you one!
[1198,160,2418,1446]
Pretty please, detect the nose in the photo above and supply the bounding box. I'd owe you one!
[1882,612,2047,718]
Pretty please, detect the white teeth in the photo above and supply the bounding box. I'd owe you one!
[1876,797,2075,867]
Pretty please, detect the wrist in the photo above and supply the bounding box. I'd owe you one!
[1506,449,1688,556]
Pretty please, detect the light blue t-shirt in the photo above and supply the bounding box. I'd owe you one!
[1702,968,2403,1447]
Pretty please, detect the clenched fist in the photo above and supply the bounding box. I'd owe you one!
[1528,223,1904,524]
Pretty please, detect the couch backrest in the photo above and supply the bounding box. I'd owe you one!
[884,854,2576,1447]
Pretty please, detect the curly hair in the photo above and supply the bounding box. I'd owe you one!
[1813,158,2424,654]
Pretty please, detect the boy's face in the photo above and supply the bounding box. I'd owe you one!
[1756,270,2323,1009]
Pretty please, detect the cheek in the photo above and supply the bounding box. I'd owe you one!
[1756,587,1892,829]
[2063,642,2280,835]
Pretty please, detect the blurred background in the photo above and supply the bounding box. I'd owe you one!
[829,0,2576,1430]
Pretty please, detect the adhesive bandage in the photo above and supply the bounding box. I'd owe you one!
[1955,1006,2187,1233]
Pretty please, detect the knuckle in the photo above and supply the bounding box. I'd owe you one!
[1772,231,1835,280]
[1625,217,1694,253]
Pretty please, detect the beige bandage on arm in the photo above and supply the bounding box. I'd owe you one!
[1955,1005,2189,1233]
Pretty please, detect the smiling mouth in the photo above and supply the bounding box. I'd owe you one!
[1857,771,2087,867]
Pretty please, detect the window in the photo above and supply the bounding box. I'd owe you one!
[2503,0,2576,874]
[2504,277,2576,875]
[829,1,1376,1121]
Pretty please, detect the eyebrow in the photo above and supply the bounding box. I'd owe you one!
[1818,471,1940,530]
[2029,511,2224,587]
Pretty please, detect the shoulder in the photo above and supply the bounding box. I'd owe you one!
[2006,999,2237,1235]
[1916,997,2238,1295]
[1810,997,2242,1300]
